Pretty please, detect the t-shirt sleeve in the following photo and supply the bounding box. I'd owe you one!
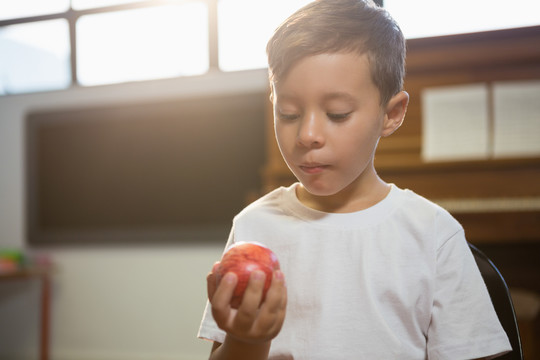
[197,300,226,344]
[197,225,236,345]
[427,228,512,359]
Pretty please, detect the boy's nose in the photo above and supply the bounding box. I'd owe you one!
[296,113,325,148]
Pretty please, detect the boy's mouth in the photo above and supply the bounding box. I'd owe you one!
[299,163,329,174]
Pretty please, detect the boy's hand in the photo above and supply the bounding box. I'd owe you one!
[206,262,287,344]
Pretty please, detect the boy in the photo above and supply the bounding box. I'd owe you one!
[198,0,512,359]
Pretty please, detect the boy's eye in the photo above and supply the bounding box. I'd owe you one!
[277,110,299,121]
[327,112,352,121]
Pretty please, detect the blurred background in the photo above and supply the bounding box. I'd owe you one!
[0,0,539,359]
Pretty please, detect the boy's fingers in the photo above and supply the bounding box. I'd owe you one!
[210,272,237,325]
[206,262,221,301]
[206,273,216,301]
[243,270,266,309]
[233,270,266,331]
[255,270,287,334]
[264,270,287,313]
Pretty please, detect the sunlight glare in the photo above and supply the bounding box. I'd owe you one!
[218,0,312,72]
[71,0,144,10]
[0,0,69,21]
[77,3,208,86]
[385,0,540,39]
[0,20,70,94]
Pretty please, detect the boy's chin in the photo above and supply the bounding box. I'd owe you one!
[297,182,342,198]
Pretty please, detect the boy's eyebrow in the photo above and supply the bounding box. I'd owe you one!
[275,92,357,103]
[274,93,297,102]
[322,92,357,103]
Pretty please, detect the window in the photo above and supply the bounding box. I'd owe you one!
[385,0,540,39]
[217,0,311,72]
[71,0,144,10]
[0,0,69,21]
[1,0,539,95]
[77,3,208,86]
[0,19,71,95]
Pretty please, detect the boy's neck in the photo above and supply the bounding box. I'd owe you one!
[295,173,391,213]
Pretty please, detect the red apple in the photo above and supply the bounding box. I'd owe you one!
[216,241,280,309]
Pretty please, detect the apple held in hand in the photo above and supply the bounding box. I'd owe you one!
[216,241,280,309]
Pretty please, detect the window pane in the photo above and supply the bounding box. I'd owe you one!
[0,0,69,21]
[77,3,208,86]
[0,20,71,95]
[385,0,540,39]
[218,0,311,72]
[71,0,144,10]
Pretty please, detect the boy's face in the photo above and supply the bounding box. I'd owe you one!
[272,52,405,203]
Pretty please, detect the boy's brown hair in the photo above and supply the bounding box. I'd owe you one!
[266,0,406,106]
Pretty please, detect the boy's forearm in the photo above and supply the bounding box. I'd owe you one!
[210,336,271,360]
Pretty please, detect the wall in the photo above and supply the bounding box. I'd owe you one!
[0,69,269,360]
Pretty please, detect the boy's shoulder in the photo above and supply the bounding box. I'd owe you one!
[396,186,456,218]
[396,186,445,210]
[394,185,464,242]
[235,185,292,220]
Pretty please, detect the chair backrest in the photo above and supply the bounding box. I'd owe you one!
[468,243,523,360]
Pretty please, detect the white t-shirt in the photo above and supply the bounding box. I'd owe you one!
[198,184,511,359]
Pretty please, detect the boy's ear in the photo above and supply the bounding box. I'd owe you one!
[382,91,409,137]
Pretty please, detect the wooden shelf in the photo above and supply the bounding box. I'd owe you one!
[0,266,52,360]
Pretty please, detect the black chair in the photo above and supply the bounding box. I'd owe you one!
[468,243,523,360]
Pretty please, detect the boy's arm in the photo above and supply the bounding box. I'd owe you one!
[206,265,287,360]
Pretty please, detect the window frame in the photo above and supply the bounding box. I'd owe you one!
[0,0,220,88]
